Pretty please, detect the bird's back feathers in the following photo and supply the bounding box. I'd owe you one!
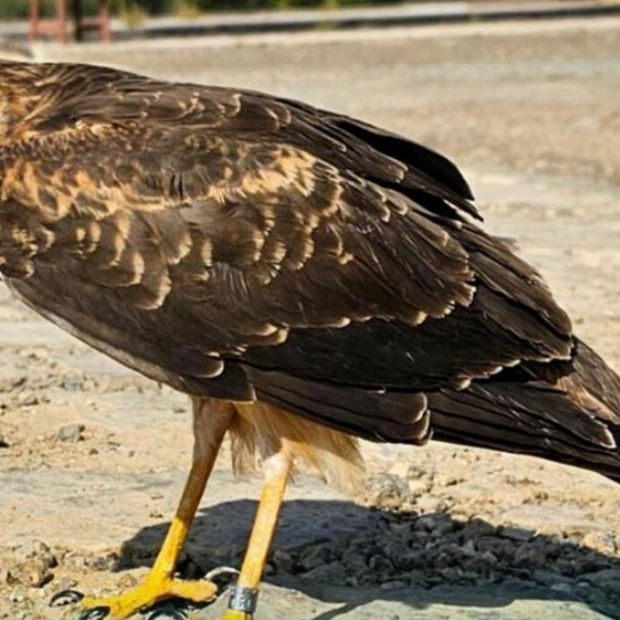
[3,60,620,482]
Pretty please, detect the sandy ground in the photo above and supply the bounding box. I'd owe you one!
[2,16,620,620]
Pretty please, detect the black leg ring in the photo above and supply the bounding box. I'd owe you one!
[228,586,259,614]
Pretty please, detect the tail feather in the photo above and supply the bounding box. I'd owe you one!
[430,339,620,481]
[554,339,620,423]
[246,365,432,445]
[246,338,620,482]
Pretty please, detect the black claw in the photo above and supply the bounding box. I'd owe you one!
[146,607,189,620]
[145,601,190,620]
[77,606,110,620]
[204,566,239,591]
[50,589,85,607]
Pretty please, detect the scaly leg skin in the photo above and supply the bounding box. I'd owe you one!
[220,449,293,620]
[77,494,219,619]
[79,575,217,619]
[51,399,235,620]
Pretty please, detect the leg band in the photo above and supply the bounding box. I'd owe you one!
[228,585,259,614]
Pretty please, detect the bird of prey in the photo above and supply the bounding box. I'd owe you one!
[2,60,620,620]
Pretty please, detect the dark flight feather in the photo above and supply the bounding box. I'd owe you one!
[2,60,620,483]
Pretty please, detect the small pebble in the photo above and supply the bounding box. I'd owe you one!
[272,549,294,574]
[300,561,346,583]
[17,391,38,407]
[414,516,437,532]
[117,573,139,589]
[379,579,408,590]
[56,424,85,442]
[500,526,533,542]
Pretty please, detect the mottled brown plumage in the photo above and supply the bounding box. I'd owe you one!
[2,59,620,479]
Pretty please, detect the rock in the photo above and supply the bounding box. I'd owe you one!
[439,566,463,582]
[499,526,532,542]
[3,542,57,589]
[414,495,448,514]
[557,558,583,578]
[408,478,431,495]
[463,550,499,573]
[550,581,573,594]
[298,544,331,572]
[56,424,85,442]
[461,539,477,557]
[514,543,547,568]
[581,568,620,586]
[363,474,410,509]
[17,391,38,407]
[11,541,57,569]
[582,531,617,556]
[409,530,430,546]
[25,564,53,588]
[429,517,456,539]
[531,569,574,588]
[462,518,497,539]
[116,573,139,589]
[300,560,346,583]
[272,549,294,574]
[388,461,410,478]
[383,540,410,566]
[8,592,24,604]
[86,553,117,572]
[176,554,204,579]
[414,516,437,532]
[54,576,78,593]
[368,554,394,574]
[434,474,464,488]
[387,519,411,538]
[341,550,368,575]
[379,579,408,590]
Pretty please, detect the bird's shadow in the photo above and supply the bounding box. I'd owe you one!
[117,498,620,619]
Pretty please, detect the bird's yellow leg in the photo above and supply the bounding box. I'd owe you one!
[79,399,235,620]
[221,449,293,620]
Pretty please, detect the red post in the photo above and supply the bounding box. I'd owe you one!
[29,0,40,43]
[55,0,69,43]
[99,0,111,43]
[29,0,111,43]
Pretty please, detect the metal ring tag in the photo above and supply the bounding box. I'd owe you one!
[228,585,259,614]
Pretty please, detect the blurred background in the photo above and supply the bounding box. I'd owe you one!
[2,0,620,42]
[0,0,552,20]
[2,0,379,19]
[2,2,620,620]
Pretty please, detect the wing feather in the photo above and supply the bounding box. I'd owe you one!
[2,61,592,466]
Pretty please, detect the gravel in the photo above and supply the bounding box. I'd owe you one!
[56,424,86,443]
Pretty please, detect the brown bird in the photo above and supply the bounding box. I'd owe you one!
[2,60,620,620]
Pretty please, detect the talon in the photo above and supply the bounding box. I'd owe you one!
[77,577,218,619]
[205,566,239,580]
[49,589,85,607]
[147,604,189,620]
[204,566,239,590]
[78,606,111,620]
